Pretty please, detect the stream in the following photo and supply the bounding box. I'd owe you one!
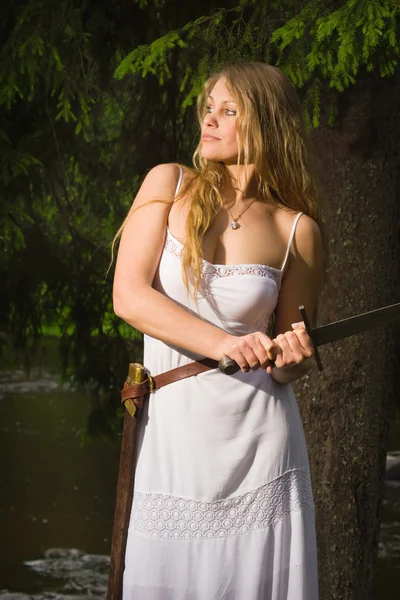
[0,354,399,598]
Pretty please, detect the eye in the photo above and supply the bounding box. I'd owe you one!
[206,105,214,113]
[225,109,236,116]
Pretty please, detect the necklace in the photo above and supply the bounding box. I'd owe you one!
[228,199,256,230]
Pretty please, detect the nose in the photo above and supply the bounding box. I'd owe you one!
[203,112,218,128]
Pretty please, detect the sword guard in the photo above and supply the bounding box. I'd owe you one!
[298,305,323,372]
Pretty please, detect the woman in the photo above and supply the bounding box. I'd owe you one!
[113,62,324,599]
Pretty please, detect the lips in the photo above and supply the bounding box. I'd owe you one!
[201,135,220,141]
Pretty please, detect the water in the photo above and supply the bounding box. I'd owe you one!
[0,361,399,598]
[0,367,120,597]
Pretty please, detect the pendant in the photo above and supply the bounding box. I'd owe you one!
[230,221,240,230]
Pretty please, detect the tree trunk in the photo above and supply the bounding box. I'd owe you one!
[293,79,400,600]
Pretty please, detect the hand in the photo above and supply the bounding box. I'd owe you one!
[218,331,282,373]
[266,321,314,375]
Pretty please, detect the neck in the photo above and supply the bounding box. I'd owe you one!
[222,164,257,203]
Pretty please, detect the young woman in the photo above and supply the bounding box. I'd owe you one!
[113,62,324,599]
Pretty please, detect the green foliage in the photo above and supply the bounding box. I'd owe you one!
[0,0,174,436]
[1,0,399,437]
[115,0,400,126]
[115,31,188,83]
[272,0,399,92]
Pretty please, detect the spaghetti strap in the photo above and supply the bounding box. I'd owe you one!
[175,166,183,198]
[280,212,303,273]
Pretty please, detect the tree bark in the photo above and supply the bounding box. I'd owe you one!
[293,79,400,599]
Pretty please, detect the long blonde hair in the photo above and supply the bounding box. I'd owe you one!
[180,62,324,297]
[112,62,324,293]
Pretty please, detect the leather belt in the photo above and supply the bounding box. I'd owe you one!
[120,357,219,410]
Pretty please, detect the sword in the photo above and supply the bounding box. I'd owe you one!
[107,363,146,599]
[218,302,400,374]
[109,301,400,593]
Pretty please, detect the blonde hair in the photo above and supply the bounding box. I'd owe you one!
[111,62,325,293]
[180,62,324,297]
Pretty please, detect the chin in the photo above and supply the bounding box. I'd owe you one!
[200,149,237,164]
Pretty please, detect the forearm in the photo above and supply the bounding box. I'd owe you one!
[270,358,313,384]
[114,285,229,361]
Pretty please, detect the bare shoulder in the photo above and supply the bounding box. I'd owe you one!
[284,211,325,295]
[292,213,324,266]
[274,208,323,257]
[114,164,183,288]
[273,210,324,331]
[136,162,181,202]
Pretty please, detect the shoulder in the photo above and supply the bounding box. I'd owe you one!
[140,163,181,194]
[132,163,190,209]
[286,212,324,292]
[272,208,322,251]
[293,213,323,259]
[273,208,324,279]
[139,163,195,199]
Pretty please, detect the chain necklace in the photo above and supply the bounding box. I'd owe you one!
[228,199,256,230]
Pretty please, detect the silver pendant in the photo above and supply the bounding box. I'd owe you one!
[230,221,240,230]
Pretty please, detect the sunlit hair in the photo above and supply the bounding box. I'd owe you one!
[111,62,324,298]
[179,61,324,298]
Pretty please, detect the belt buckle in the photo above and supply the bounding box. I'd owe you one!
[147,374,155,393]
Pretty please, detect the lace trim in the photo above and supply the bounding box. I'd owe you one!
[165,237,182,259]
[130,469,314,540]
[164,235,282,286]
[201,262,281,285]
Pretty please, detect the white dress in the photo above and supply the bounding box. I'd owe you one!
[123,173,319,600]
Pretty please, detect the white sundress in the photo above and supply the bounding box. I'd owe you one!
[122,169,319,600]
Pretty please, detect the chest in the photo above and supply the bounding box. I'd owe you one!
[168,200,290,270]
[154,229,281,335]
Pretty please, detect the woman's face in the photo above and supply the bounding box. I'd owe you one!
[200,77,239,164]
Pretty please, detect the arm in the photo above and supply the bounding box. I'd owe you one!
[114,166,323,373]
[269,215,325,384]
[113,163,232,360]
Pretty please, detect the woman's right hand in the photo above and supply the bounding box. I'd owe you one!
[218,332,282,373]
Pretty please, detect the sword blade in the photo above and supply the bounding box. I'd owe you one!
[313,302,400,347]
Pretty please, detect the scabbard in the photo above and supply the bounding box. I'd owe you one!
[106,357,219,598]
[107,364,146,600]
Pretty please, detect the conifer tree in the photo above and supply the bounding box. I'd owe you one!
[1,2,399,596]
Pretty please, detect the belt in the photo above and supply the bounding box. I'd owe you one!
[109,357,220,597]
[120,357,219,412]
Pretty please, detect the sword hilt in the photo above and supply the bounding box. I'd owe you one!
[124,363,146,416]
[218,355,240,375]
[218,306,323,374]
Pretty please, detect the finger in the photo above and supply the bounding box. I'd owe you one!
[243,345,262,371]
[253,335,271,368]
[291,327,314,358]
[284,331,307,363]
[225,341,251,373]
[291,321,305,329]
[274,334,291,368]
[274,333,303,368]
[258,334,282,362]
[265,357,276,375]
[235,342,260,372]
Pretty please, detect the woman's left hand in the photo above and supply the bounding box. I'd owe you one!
[265,321,314,375]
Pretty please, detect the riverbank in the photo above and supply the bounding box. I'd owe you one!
[1,355,399,597]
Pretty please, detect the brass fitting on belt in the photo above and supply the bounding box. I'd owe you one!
[147,374,155,393]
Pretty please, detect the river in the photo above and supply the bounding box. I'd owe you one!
[0,352,399,598]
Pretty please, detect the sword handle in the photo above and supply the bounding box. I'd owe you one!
[219,355,240,375]
[298,305,324,372]
[219,356,279,375]
[219,306,324,375]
